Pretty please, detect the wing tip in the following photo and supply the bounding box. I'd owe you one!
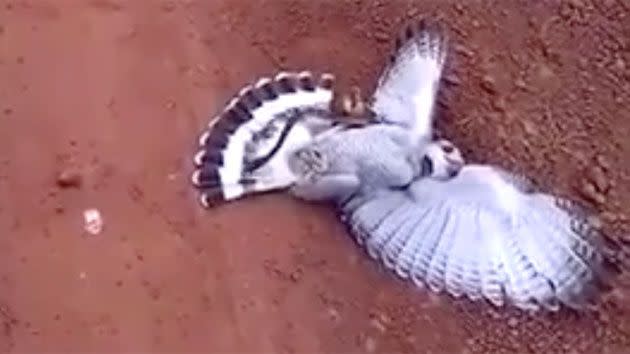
[391,17,449,66]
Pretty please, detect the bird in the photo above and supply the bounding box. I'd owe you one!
[190,15,450,207]
[279,19,620,312]
[189,17,621,312]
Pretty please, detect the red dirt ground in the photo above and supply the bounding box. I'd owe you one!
[2,0,630,353]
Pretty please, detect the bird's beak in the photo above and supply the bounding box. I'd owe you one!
[446,158,464,177]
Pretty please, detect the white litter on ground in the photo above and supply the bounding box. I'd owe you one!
[83,208,103,235]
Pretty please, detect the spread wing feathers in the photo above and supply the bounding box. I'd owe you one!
[370,18,448,143]
[340,164,617,312]
[190,71,337,208]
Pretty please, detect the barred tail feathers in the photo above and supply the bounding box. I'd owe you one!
[191,71,336,207]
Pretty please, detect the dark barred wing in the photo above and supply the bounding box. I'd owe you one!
[370,18,448,143]
[190,71,338,208]
[339,164,618,312]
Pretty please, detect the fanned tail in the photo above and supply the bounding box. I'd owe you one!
[190,71,337,208]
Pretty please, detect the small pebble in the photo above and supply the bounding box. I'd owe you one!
[364,336,377,353]
[507,317,519,328]
[587,166,609,193]
[614,58,626,71]
[56,169,82,188]
[480,75,497,94]
[289,269,302,282]
[595,154,611,170]
[454,44,474,58]
[444,74,461,86]
[514,78,527,90]
[578,181,606,205]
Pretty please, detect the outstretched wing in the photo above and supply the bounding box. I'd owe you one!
[340,164,618,312]
[190,71,340,208]
[370,18,448,144]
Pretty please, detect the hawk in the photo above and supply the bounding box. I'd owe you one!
[190,18,620,312]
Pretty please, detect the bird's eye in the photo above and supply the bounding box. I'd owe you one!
[441,143,454,154]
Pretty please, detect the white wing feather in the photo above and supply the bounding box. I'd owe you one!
[370,19,448,144]
[342,164,616,312]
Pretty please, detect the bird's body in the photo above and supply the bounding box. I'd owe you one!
[189,17,620,313]
[287,124,426,202]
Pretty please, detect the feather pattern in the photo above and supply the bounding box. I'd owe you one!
[348,191,406,247]
[190,71,340,207]
[370,18,448,144]
[340,164,617,312]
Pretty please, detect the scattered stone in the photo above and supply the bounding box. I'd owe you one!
[578,181,606,205]
[595,154,611,171]
[454,44,474,58]
[614,58,626,71]
[578,57,589,69]
[289,269,302,282]
[492,97,506,112]
[56,168,82,188]
[600,211,619,223]
[514,78,527,90]
[507,317,519,328]
[521,119,537,136]
[480,75,497,94]
[444,73,462,86]
[166,100,176,110]
[370,316,387,333]
[364,336,377,353]
[587,166,609,193]
[372,30,389,43]
[327,307,340,322]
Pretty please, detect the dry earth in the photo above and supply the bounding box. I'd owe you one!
[1,0,630,353]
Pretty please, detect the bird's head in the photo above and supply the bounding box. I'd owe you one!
[419,139,465,180]
[287,146,329,180]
